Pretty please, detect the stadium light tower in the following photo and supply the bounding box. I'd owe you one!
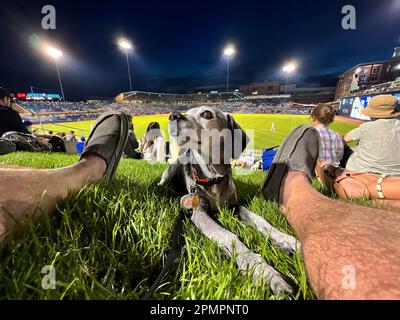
[46,46,65,101]
[223,45,235,92]
[118,38,133,92]
[282,62,297,94]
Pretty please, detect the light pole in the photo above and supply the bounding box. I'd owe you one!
[46,47,65,101]
[282,62,297,94]
[223,45,235,92]
[118,39,133,92]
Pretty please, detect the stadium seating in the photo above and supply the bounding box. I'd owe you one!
[19,96,312,124]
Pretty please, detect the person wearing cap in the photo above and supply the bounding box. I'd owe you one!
[0,87,30,137]
[344,94,400,175]
[0,87,31,155]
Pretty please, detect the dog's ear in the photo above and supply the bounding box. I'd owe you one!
[227,114,249,159]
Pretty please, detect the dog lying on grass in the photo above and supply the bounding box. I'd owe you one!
[159,106,300,296]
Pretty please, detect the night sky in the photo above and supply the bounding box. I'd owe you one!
[1,0,400,99]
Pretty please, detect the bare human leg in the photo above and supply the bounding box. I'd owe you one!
[280,171,400,299]
[0,155,106,242]
[377,200,400,213]
[0,110,131,244]
[317,162,400,213]
[317,161,400,202]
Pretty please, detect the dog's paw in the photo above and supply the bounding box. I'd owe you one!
[274,237,301,256]
[238,206,301,255]
[241,252,293,296]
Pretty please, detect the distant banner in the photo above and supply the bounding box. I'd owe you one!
[339,91,400,120]
[350,96,370,121]
[338,97,353,117]
[27,93,61,100]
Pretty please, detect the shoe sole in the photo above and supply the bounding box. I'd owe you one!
[260,125,315,203]
[104,112,130,182]
[82,111,130,183]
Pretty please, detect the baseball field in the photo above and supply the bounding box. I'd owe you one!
[31,114,357,149]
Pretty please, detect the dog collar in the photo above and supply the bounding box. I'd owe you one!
[190,168,225,186]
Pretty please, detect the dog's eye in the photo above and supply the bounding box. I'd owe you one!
[201,110,214,120]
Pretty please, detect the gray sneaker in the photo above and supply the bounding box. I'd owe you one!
[260,125,320,203]
[80,111,130,183]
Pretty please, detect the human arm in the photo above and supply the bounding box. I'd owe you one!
[343,135,353,143]
[343,126,362,144]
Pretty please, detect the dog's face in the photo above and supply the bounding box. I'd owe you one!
[169,106,249,164]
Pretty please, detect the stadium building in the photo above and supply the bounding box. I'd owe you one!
[335,47,400,100]
[239,81,335,104]
[115,91,244,104]
[239,81,281,96]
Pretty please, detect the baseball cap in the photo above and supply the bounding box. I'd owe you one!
[0,87,12,99]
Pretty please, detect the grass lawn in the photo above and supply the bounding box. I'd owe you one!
[0,114,360,300]
[0,152,313,300]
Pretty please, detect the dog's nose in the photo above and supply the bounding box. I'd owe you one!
[169,112,183,121]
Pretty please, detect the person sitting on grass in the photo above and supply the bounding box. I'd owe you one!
[310,103,344,166]
[0,87,30,137]
[0,111,130,246]
[138,122,166,163]
[66,130,77,142]
[0,87,32,155]
[56,132,67,140]
[123,122,141,160]
[343,94,400,175]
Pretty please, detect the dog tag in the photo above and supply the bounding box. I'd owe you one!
[180,194,194,210]
[180,193,199,210]
[191,193,200,210]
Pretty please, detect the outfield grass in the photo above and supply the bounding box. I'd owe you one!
[32,114,358,149]
[0,114,360,300]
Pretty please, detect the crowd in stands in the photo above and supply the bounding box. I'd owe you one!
[353,79,400,96]
[20,99,312,123]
